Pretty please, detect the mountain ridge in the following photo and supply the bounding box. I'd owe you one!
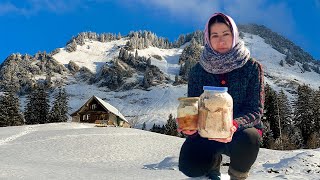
[0,24,319,126]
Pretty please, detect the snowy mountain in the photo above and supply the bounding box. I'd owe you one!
[54,30,320,127]
[0,28,320,127]
[0,122,319,180]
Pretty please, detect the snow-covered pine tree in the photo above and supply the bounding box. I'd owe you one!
[164,114,178,136]
[25,85,50,124]
[59,88,69,120]
[0,95,9,127]
[276,89,301,149]
[117,32,121,40]
[2,90,24,126]
[306,87,320,148]
[294,84,314,145]
[289,126,304,149]
[264,84,280,139]
[142,67,152,89]
[36,85,50,124]
[24,89,37,125]
[179,38,202,81]
[277,89,293,133]
[135,50,139,60]
[261,121,275,149]
[312,87,320,131]
[49,87,69,123]
[285,50,295,66]
[175,35,186,47]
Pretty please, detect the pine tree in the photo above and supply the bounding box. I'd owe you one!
[175,35,185,47]
[49,87,69,123]
[135,50,139,60]
[179,38,202,80]
[150,123,156,132]
[264,84,280,139]
[289,126,303,149]
[160,125,166,134]
[276,89,303,150]
[294,84,314,145]
[0,96,9,127]
[142,122,146,130]
[150,123,160,133]
[312,88,320,131]
[277,89,293,134]
[24,85,50,124]
[279,60,284,67]
[277,90,291,123]
[24,89,37,125]
[164,114,178,136]
[306,132,320,149]
[36,85,50,124]
[3,91,24,126]
[273,132,298,150]
[117,32,121,40]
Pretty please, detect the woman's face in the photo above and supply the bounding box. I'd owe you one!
[209,22,233,54]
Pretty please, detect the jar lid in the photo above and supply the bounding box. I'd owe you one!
[203,86,228,92]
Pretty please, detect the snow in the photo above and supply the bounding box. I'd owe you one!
[0,123,319,179]
[53,38,128,73]
[9,35,319,179]
[47,34,320,127]
[136,46,184,79]
[65,83,186,129]
[242,33,320,93]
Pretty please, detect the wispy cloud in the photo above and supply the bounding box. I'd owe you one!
[126,0,296,40]
[0,2,24,16]
[315,0,320,8]
[0,0,84,16]
[116,0,294,36]
[122,0,221,27]
[223,0,295,36]
[0,0,298,44]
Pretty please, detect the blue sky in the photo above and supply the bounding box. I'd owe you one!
[0,0,319,63]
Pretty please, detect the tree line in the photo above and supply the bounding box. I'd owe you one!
[263,84,320,149]
[0,85,69,127]
[146,84,320,150]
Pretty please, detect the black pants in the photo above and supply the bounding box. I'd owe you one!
[179,128,261,177]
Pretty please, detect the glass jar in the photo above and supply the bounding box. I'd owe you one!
[176,97,199,131]
[198,86,233,138]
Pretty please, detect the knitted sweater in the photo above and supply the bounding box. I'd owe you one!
[188,58,265,131]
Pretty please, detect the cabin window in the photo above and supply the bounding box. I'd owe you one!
[83,114,90,120]
[91,104,97,110]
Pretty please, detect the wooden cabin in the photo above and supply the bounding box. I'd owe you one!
[71,96,130,128]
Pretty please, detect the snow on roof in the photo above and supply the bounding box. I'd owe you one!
[93,96,128,123]
[72,95,128,123]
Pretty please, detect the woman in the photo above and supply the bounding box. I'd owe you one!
[178,12,264,180]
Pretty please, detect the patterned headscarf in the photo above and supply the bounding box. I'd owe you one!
[199,12,250,74]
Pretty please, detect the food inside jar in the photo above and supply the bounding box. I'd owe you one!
[176,114,198,130]
[198,106,232,138]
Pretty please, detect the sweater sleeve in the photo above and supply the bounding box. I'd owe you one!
[234,61,265,131]
[187,64,203,97]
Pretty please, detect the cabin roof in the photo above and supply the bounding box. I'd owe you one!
[71,96,128,123]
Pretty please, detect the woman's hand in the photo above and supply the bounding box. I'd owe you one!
[209,125,237,143]
[178,128,197,136]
